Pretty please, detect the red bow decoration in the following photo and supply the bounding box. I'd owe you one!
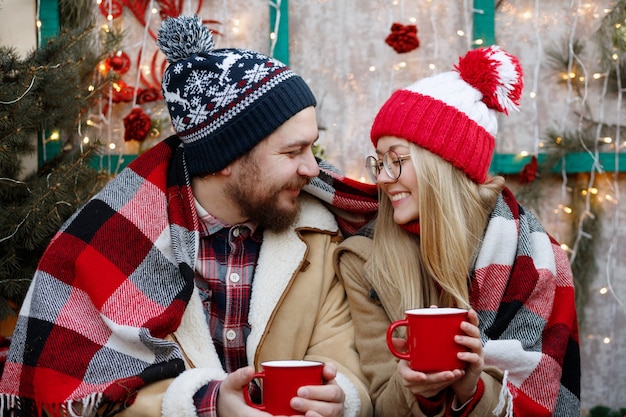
[123,107,152,142]
[519,156,539,184]
[385,23,420,54]
[136,87,162,104]
[111,80,135,103]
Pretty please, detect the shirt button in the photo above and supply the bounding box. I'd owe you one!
[226,329,237,341]
[229,273,240,283]
[232,228,240,237]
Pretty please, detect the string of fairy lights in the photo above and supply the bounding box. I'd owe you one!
[33,1,624,403]
[98,0,157,173]
[497,4,624,405]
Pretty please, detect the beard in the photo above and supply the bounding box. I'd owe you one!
[225,161,309,232]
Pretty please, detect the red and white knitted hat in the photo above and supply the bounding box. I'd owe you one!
[370,45,523,183]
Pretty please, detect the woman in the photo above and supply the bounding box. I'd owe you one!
[335,46,580,417]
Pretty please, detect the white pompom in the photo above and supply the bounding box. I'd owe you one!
[157,15,214,64]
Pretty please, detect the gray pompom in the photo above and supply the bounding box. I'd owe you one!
[157,15,214,63]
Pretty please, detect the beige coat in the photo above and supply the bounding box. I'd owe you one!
[120,195,373,417]
[335,235,506,417]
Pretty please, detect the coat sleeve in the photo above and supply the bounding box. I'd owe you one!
[302,231,374,417]
[255,229,373,417]
[334,236,419,415]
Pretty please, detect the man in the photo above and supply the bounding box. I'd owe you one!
[0,15,374,417]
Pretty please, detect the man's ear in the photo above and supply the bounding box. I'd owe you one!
[219,165,232,177]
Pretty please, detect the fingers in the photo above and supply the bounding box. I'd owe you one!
[322,362,337,382]
[390,337,408,352]
[396,360,462,398]
[291,382,344,417]
[466,308,480,327]
[457,322,481,348]
[456,312,484,373]
[457,309,482,354]
[221,365,255,390]
[217,366,270,417]
[450,309,484,401]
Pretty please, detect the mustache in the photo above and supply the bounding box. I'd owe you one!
[284,176,311,190]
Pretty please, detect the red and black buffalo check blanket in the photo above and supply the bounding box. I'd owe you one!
[0,135,377,417]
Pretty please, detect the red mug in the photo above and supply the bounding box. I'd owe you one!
[386,307,469,372]
[243,360,324,415]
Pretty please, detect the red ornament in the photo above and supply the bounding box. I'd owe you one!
[519,156,539,184]
[107,52,131,74]
[123,107,152,142]
[385,23,420,54]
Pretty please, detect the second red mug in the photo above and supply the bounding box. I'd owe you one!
[386,307,469,372]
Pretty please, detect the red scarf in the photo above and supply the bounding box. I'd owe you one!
[400,220,420,235]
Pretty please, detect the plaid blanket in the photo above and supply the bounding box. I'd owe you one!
[0,135,378,417]
[471,188,580,416]
[304,159,378,237]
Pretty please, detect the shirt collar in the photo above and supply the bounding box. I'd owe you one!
[194,197,259,238]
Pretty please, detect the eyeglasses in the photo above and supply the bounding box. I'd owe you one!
[365,150,411,183]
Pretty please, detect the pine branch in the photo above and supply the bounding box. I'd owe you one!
[0,144,110,317]
[0,17,119,320]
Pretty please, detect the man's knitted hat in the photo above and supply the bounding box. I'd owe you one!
[370,45,523,184]
[157,15,316,176]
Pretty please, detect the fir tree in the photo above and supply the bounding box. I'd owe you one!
[0,18,117,321]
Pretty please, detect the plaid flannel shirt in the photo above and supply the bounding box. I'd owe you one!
[191,200,262,416]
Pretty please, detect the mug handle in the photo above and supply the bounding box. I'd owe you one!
[386,319,411,361]
[243,371,266,412]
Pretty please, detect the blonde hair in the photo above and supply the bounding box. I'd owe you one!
[366,144,505,311]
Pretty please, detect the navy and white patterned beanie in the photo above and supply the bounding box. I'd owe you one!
[157,15,317,176]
